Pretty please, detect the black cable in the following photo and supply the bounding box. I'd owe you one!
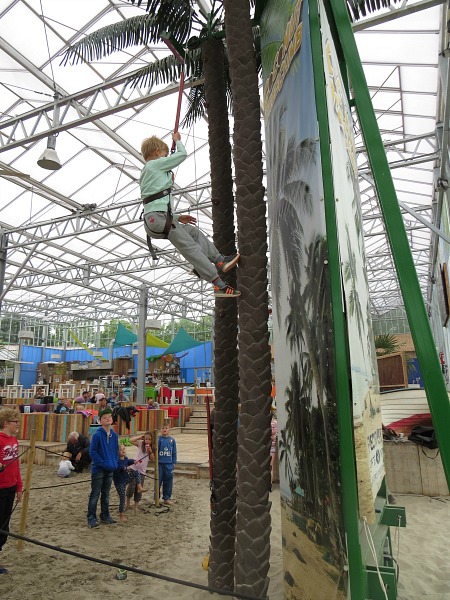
[0,528,266,600]
[421,447,440,459]
[35,445,69,458]
[30,477,92,490]
[390,555,400,582]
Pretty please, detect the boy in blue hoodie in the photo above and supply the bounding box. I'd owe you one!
[87,407,119,528]
[158,420,177,506]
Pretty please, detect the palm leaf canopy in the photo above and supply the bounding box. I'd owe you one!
[60,12,191,66]
[60,0,261,127]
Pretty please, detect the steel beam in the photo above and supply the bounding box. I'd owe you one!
[0,35,202,153]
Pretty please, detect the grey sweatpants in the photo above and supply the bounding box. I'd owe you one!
[144,211,221,282]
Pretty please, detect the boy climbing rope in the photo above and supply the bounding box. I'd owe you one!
[141,132,240,298]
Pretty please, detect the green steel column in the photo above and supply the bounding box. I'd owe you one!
[329,0,450,486]
[308,0,366,597]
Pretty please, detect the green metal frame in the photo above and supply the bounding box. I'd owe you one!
[380,505,406,528]
[308,0,366,596]
[309,0,413,597]
[328,0,450,488]
[365,566,397,600]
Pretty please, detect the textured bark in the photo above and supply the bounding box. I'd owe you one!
[222,0,273,597]
[202,36,239,592]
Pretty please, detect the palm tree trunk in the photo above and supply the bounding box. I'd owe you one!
[222,0,273,597]
[202,36,239,592]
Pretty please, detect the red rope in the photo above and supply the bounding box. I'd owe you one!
[162,38,185,152]
[172,71,185,152]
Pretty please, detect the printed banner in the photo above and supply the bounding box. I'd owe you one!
[318,0,384,519]
[261,0,348,597]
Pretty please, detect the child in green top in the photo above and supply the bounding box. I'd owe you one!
[141,132,240,298]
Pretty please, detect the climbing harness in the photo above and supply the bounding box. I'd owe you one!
[142,188,174,261]
[142,188,172,206]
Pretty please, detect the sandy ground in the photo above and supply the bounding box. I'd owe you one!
[0,464,283,600]
[0,463,449,600]
[395,494,450,600]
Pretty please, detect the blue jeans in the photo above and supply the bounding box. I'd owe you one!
[158,463,174,501]
[87,470,113,524]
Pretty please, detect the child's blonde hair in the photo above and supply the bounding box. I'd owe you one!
[119,443,126,453]
[63,451,71,460]
[141,136,169,161]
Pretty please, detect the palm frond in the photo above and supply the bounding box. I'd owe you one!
[61,14,163,65]
[346,0,401,22]
[181,83,206,127]
[128,0,194,43]
[126,46,202,89]
[126,54,183,89]
[374,333,402,356]
[277,199,304,281]
[270,232,283,328]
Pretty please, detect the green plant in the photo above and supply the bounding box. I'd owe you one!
[374,333,402,356]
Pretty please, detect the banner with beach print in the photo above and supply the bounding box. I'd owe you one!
[261,0,348,597]
[319,0,385,520]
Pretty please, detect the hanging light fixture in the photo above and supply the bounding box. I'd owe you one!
[37,134,61,170]
[37,93,62,170]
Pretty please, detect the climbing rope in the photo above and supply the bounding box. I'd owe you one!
[161,35,185,152]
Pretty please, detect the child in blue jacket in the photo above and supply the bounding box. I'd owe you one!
[158,420,177,505]
[87,407,119,528]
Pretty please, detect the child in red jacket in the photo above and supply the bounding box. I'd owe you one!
[0,408,23,574]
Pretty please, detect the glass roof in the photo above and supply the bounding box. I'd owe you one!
[0,0,446,329]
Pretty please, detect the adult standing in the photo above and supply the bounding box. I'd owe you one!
[87,408,119,528]
[0,409,22,574]
[66,431,91,473]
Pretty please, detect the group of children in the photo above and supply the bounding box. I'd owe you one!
[57,407,177,527]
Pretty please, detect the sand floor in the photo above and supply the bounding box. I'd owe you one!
[0,448,448,599]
